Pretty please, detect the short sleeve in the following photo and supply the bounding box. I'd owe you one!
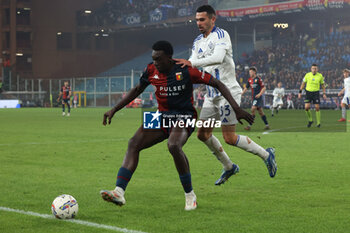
[320,74,325,84]
[214,29,230,51]
[246,80,250,88]
[139,65,151,86]
[303,74,308,83]
[188,66,212,84]
[259,78,265,88]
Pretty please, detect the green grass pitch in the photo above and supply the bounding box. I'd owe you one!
[0,108,349,233]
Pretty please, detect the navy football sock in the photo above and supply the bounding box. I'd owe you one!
[67,103,70,113]
[180,173,193,193]
[116,167,133,191]
[261,115,268,125]
[62,104,65,112]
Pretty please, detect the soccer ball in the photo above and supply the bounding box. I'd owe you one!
[51,194,79,219]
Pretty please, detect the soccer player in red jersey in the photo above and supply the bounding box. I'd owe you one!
[57,81,72,116]
[242,66,270,130]
[100,41,254,211]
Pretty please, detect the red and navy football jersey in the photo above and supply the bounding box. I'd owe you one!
[140,62,212,114]
[246,76,264,99]
[61,86,71,99]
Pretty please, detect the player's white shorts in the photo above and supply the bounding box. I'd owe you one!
[341,96,350,105]
[199,90,241,125]
[272,99,283,108]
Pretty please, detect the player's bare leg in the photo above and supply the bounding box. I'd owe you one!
[197,125,236,185]
[168,126,196,210]
[305,103,313,127]
[222,125,277,178]
[101,126,166,206]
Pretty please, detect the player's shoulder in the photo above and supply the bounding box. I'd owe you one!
[193,34,203,43]
[145,62,156,71]
[212,26,229,40]
[304,72,312,78]
[316,72,324,77]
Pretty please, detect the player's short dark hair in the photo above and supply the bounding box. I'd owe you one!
[343,68,350,73]
[152,41,173,56]
[196,5,216,17]
[311,63,318,67]
[249,66,257,73]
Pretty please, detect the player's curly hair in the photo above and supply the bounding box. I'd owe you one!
[152,41,173,56]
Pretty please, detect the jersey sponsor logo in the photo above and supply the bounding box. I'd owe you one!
[198,48,203,53]
[176,72,183,81]
[143,111,222,129]
[143,110,161,129]
[159,84,185,92]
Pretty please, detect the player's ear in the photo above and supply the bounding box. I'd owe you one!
[211,15,216,23]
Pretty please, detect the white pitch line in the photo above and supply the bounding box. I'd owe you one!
[0,138,126,146]
[0,206,147,233]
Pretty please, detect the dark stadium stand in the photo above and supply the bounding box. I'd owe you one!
[98,45,190,76]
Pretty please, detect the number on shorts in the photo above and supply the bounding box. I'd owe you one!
[220,105,231,117]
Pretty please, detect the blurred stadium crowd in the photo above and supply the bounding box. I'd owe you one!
[77,0,207,27]
[236,31,350,91]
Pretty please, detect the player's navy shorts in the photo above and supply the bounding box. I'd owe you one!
[304,91,320,104]
[62,98,70,104]
[252,97,263,108]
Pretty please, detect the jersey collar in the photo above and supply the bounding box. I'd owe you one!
[211,26,217,33]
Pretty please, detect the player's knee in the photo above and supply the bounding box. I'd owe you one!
[128,137,142,152]
[197,130,210,142]
[223,134,238,146]
[167,142,182,155]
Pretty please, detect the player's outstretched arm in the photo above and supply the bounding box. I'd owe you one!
[57,91,62,102]
[103,83,147,125]
[338,88,345,96]
[256,86,266,98]
[298,82,306,99]
[321,84,327,99]
[174,47,226,68]
[241,86,247,95]
[209,78,254,125]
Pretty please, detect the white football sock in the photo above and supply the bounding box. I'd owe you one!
[271,108,274,114]
[204,135,233,171]
[235,135,269,160]
[342,107,346,119]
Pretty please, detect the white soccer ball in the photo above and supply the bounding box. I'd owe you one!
[51,194,79,219]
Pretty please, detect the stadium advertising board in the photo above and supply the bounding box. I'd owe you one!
[217,0,350,20]
[149,8,168,23]
[178,7,193,17]
[123,13,141,25]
